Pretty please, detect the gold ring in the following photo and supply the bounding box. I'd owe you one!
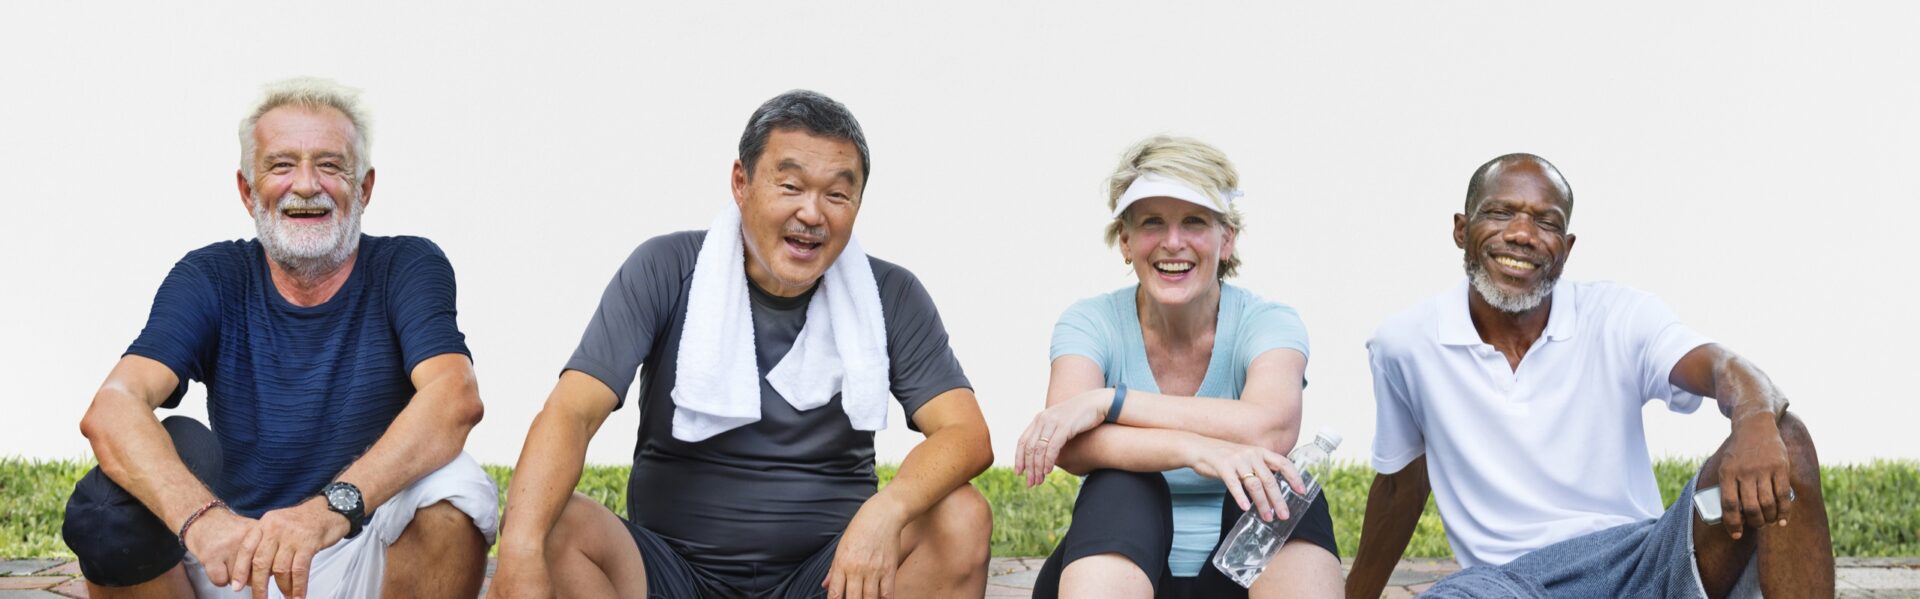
[1039,437,1051,443]
[1240,472,1259,480]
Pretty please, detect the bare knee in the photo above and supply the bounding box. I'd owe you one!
[1777,412,1821,485]
[405,500,481,543]
[924,484,992,575]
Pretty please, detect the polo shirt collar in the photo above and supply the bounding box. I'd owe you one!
[1439,278,1578,346]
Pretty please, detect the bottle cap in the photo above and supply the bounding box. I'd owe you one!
[1316,427,1343,450]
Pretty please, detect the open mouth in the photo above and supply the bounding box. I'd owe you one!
[783,234,823,257]
[282,206,333,221]
[1490,254,1540,276]
[1152,260,1195,276]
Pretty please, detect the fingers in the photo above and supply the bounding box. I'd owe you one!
[1738,477,1765,539]
[880,566,897,599]
[290,547,314,599]
[1265,452,1310,497]
[1038,427,1070,483]
[1755,476,1779,525]
[250,538,276,599]
[1772,467,1794,525]
[1023,423,1058,487]
[1251,467,1285,521]
[229,526,260,591]
[1216,459,1251,512]
[825,564,845,599]
[273,543,295,596]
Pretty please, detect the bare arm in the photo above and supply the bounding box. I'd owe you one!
[827,388,993,598]
[1087,349,1306,452]
[1345,456,1431,599]
[336,353,486,511]
[495,370,618,559]
[80,355,222,533]
[1669,343,1795,536]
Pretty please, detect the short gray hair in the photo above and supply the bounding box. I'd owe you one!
[238,77,372,183]
[738,90,870,187]
[1104,136,1246,279]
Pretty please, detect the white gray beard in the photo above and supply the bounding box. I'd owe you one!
[1465,258,1555,313]
[252,190,362,279]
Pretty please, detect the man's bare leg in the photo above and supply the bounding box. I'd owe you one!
[383,500,488,598]
[85,564,195,599]
[539,492,647,598]
[1693,412,1834,598]
[893,484,992,598]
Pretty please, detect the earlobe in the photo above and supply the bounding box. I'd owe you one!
[1452,214,1467,249]
[730,161,749,209]
[237,170,256,214]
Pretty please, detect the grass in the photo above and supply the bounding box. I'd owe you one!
[6,458,1916,559]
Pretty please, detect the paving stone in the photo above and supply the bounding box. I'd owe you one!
[0,580,64,591]
[29,563,78,577]
[0,561,62,577]
[0,591,66,598]
[985,583,1031,597]
[1838,566,1920,590]
[45,579,85,599]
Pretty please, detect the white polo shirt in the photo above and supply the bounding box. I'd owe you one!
[1367,279,1713,568]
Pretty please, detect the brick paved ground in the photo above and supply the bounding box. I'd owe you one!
[3,557,1916,597]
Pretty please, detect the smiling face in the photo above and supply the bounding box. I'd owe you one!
[1119,196,1235,308]
[1454,160,1576,313]
[732,128,864,297]
[239,104,371,276]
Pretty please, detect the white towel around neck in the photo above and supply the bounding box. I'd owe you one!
[668,207,891,442]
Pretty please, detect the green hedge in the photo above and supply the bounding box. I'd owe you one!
[6,458,1915,559]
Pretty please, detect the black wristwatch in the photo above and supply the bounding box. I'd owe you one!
[321,481,371,539]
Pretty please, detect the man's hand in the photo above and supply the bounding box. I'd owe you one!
[237,498,350,599]
[1015,388,1111,487]
[1717,415,1794,539]
[823,498,907,599]
[184,508,259,591]
[485,548,554,599]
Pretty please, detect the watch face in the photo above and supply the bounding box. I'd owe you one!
[326,487,355,511]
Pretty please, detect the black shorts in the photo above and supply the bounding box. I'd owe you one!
[624,519,838,599]
[63,416,224,587]
[1032,469,1339,599]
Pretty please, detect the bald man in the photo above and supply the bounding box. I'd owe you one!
[1346,154,1833,598]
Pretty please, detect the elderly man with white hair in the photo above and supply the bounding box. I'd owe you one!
[64,77,497,598]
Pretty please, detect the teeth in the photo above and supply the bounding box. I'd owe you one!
[1494,256,1535,270]
[1155,262,1194,273]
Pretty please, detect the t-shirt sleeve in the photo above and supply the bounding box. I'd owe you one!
[1238,300,1310,372]
[565,235,689,409]
[124,258,221,409]
[389,240,471,374]
[1048,297,1111,370]
[877,266,971,430]
[1367,336,1426,474]
[1624,293,1714,414]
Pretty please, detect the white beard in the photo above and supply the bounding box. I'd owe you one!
[1465,257,1555,313]
[252,189,363,278]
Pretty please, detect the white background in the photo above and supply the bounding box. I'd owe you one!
[3,2,1914,468]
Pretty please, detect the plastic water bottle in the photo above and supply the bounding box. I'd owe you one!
[1209,428,1342,588]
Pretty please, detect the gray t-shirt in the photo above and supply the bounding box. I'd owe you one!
[565,230,971,578]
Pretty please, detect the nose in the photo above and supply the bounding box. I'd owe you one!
[794,193,825,226]
[1501,214,1539,247]
[290,161,323,199]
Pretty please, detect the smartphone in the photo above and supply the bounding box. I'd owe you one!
[1693,485,1795,526]
[1693,486,1724,525]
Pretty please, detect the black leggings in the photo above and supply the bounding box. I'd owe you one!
[1032,469,1338,599]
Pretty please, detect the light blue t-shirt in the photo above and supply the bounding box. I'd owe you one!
[1049,283,1310,577]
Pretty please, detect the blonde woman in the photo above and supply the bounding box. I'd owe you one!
[1015,137,1342,598]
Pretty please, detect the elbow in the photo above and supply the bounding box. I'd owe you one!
[966,423,994,476]
[448,374,485,429]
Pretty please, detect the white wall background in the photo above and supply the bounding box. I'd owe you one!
[3,2,1914,468]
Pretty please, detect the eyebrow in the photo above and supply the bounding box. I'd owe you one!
[261,150,353,164]
[1478,197,1568,220]
[776,158,859,187]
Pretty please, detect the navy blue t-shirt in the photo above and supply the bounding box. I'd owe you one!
[125,235,469,517]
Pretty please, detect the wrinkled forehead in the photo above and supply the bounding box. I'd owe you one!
[253,105,360,156]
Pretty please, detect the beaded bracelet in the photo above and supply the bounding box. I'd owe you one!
[178,499,228,551]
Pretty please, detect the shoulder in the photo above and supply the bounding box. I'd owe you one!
[866,254,922,294]
[1060,286,1132,325]
[365,235,451,267]
[1368,287,1449,358]
[622,230,705,274]
[1565,279,1661,312]
[169,239,259,286]
[1226,284,1303,325]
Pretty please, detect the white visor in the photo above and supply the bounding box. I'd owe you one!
[1111,173,1241,218]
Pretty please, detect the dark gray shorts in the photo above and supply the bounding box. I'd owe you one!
[1423,475,1758,598]
[624,519,837,599]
